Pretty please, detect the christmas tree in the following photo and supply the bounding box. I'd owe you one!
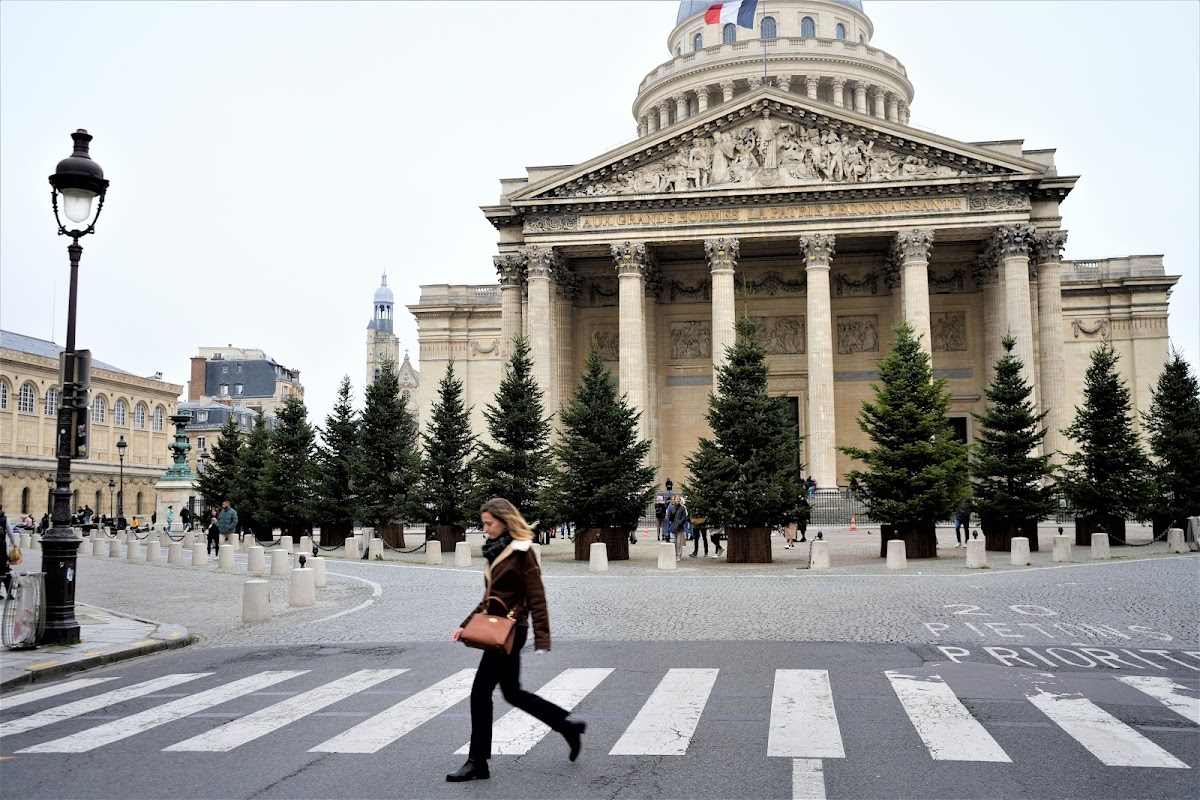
[419,361,478,538]
[263,395,318,536]
[314,376,361,542]
[357,359,422,532]
[1143,348,1200,529]
[195,412,243,510]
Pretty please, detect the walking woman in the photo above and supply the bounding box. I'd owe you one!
[447,498,586,782]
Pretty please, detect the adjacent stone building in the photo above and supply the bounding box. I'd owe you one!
[186,345,304,418]
[408,0,1178,490]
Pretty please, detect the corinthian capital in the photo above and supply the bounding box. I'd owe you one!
[748,76,763,91]
[799,234,836,265]
[894,229,934,263]
[704,237,740,272]
[991,224,1037,260]
[523,245,559,279]
[1031,229,1069,264]
[611,241,649,276]
[493,253,527,286]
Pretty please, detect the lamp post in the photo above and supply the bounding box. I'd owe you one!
[116,434,127,529]
[43,129,109,646]
[45,475,54,519]
[108,479,115,522]
[197,448,209,522]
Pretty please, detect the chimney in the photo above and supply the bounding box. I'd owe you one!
[189,357,207,401]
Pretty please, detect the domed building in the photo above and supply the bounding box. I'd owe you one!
[410,0,1177,490]
[365,273,419,416]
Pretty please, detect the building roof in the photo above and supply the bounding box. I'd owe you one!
[373,272,394,305]
[1,329,133,375]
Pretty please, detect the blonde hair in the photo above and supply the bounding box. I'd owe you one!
[480,497,533,542]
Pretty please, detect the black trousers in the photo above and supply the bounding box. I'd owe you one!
[207,530,220,554]
[469,625,570,761]
[691,529,709,555]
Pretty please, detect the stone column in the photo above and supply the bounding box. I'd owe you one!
[992,224,1038,394]
[674,93,688,120]
[748,76,763,91]
[972,254,1004,389]
[899,101,910,125]
[647,113,659,133]
[494,254,526,369]
[720,80,735,102]
[805,75,820,100]
[854,83,868,114]
[1028,261,1041,412]
[871,88,886,119]
[613,242,650,443]
[524,246,559,417]
[696,87,709,113]
[894,230,935,353]
[831,77,846,108]
[658,101,670,129]
[778,75,792,93]
[800,234,838,489]
[885,93,899,122]
[637,117,647,137]
[1033,230,1069,463]
[706,238,739,371]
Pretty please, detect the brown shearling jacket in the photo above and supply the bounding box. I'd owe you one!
[460,539,551,651]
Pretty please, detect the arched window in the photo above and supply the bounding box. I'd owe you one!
[114,399,128,426]
[675,46,681,56]
[836,23,847,40]
[859,34,865,43]
[92,395,106,423]
[18,383,36,414]
[44,387,61,416]
[0,378,8,410]
[134,402,147,429]
[22,487,30,514]
[95,490,103,514]
[693,33,703,51]
[760,16,776,39]
[136,492,143,515]
[801,16,815,37]
[152,406,165,431]
[723,23,736,44]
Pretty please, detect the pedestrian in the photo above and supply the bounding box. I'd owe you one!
[954,505,971,547]
[805,476,817,499]
[1,506,18,599]
[151,511,157,527]
[784,521,798,549]
[206,510,221,555]
[131,516,140,530]
[653,495,667,541]
[39,513,49,534]
[667,495,689,562]
[216,500,238,548]
[181,507,191,532]
[689,510,709,558]
[447,497,586,783]
[165,506,174,533]
[22,513,34,531]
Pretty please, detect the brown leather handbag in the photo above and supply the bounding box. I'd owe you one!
[461,595,517,654]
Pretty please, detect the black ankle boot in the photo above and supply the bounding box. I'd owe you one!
[562,719,586,761]
[446,759,490,782]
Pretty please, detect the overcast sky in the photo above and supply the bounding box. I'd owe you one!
[2,0,1197,426]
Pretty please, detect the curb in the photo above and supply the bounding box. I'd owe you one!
[0,627,194,694]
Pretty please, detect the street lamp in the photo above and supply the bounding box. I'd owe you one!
[116,434,127,529]
[45,475,54,520]
[108,479,115,522]
[43,129,109,645]
[197,448,209,522]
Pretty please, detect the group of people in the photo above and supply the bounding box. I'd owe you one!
[654,494,723,561]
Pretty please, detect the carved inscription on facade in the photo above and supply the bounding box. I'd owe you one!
[577,197,966,230]
[837,315,880,355]
[671,321,712,359]
[759,316,806,355]
[930,312,967,352]
[592,328,619,361]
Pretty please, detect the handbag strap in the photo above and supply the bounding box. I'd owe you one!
[482,594,516,619]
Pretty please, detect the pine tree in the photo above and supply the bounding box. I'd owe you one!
[357,359,422,529]
[1143,349,1200,528]
[195,413,243,508]
[840,322,968,558]
[969,336,1058,549]
[315,376,361,534]
[233,412,273,539]
[1061,340,1154,539]
[684,316,805,562]
[263,395,318,536]
[471,336,553,524]
[419,361,477,531]
[547,346,656,557]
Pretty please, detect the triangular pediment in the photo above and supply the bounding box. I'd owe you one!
[507,89,1049,205]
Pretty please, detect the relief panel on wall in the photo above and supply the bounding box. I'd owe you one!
[591,327,620,362]
[837,315,880,355]
[931,311,968,352]
[759,316,806,355]
[670,321,712,359]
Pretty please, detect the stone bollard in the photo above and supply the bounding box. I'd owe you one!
[218,543,235,569]
[657,542,677,570]
[454,541,472,568]
[270,549,290,576]
[182,531,194,549]
[810,540,832,570]
[281,535,294,554]
[345,536,361,561]
[145,541,161,563]
[191,543,207,566]
[1052,534,1072,563]
[368,537,383,560]
[241,579,271,623]
[168,542,183,565]
[589,542,609,572]
[1090,532,1111,560]
[19,532,30,548]
[229,535,242,553]
[109,540,123,558]
[126,531,136,544]
[158,530,169,548]
[289,567,316,607]
[1168,528,1186,554]
[965,539,987,568]
[312,556,327,588]
[126,542,140,562]
[247,546,265,574]
[299,535,312,554]
[425,542,443,565]
[1010,537,1031,566]
[31,534,42,550]
[886,539,907,570]
[91,538,105,557]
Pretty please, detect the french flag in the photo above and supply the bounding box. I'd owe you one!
[704,0,759,28]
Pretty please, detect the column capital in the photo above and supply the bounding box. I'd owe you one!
[612,241,650,276]
[494,253,527,286]
[991,223,1036,259]
[523,245,559,279]
[704,237,740,273]
[831,77,846,90]
[747,76,763,91]
[672,92,687,105]
[893,229,934,263]
[777,75,792,92]
[1031,229,1069,264]
[805,75,820,91]
[799,234,836,266]
[971,254,999,287]
[869,86,885,100]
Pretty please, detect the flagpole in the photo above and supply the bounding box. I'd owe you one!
[761,1,768,84]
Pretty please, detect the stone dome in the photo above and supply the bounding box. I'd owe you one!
[373,273,394,305]
[676,0,864,25]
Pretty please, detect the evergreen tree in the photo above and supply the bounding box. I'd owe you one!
[315,376,361,530]
[840,322,968,556]
[1143,349,1200,526]
[970,336,1058,523]
[357,359,422,528]
[471,336,553,523]
[233,412,273,538]
[419,361,477,530]
[684,316,805,533]
[547,346,656,531]
[263,395,318,535]
[195,413,242,508]
[1060,341,1154,524]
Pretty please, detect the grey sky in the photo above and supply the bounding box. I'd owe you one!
[2,0,1196,426]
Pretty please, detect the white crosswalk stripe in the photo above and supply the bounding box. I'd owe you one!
[309,669,475,754]
[885,671,1010,762]
[0,678,118,711]
[16,671,306,753]
[609,668,718,756]
[164,669,408,752]
[456,668,613,755]
[1117,676,1200,725]
[768,669,845,759]
[1027,689,1190,769]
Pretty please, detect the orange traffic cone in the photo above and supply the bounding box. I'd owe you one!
[850,515,858,531]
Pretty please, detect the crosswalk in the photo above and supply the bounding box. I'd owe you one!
[1,666,1196,770]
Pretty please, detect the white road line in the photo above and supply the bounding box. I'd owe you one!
[0,674,209,740]
[885,671,1010,762]
[792,758,826,800]
[455,668,612,755]
[1027,689,1189,768]
[163,669,408,752]
[1117,676,1200,725]
[609,668,718,756]
[768,670,846,759]
[302,571,383,624]
[0,678,118,710]
[16,671,305,753]
[310,669,475,754]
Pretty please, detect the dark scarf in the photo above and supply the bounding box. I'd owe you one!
[482,532,513,563]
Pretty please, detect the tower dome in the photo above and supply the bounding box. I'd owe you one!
[676,0,863,25]
[373,272,395,305]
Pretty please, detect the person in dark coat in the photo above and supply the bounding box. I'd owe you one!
[447,497,586,782]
